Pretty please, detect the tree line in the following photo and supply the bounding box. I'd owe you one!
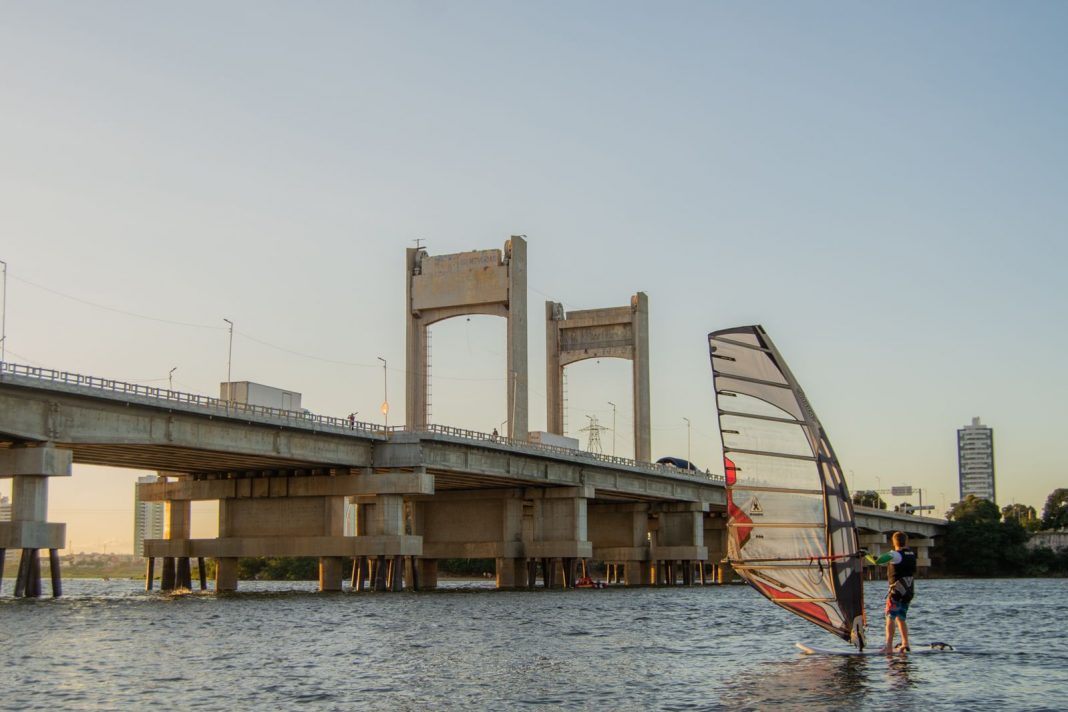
[941,489,1068,576]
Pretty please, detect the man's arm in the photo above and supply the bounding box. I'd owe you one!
[865,551,902,566]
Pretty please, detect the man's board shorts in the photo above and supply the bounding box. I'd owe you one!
[886,596,910,620]
[885,578,914,620]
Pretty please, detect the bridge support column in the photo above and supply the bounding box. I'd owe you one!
[704,513,730,584]
[319,557,344,592]
[414,490,526,590]
[524,486,593,588]
[910,538,934,573]
[416,559,438,589]
[0,446,71,598]
[216,557,238,592]
[163,496,192,591]
[589,502,651,586]
[859,533,887,580]
[650,502,708,587]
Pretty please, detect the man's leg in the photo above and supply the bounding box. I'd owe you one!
[882,614,896,653]
[896,618,910,651]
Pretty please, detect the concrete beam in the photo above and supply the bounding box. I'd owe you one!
[0,446,73,478]
[145,535,423,558]
[139,470,434,502]
[0,386,374,471]
[0,521,66,549]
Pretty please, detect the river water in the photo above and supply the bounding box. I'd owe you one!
[2,577,1065,710]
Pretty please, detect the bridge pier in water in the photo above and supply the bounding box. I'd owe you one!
[0,446,70,598]
[140,467,430,593]
[648,502,709,586]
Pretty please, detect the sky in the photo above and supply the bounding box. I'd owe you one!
[2,1,1066,553]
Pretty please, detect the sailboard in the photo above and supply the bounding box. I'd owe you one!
[709,325,867,650]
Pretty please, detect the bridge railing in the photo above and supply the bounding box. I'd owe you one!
[1,361,724,482]
[0,361,383,434]
[418,423,724,482]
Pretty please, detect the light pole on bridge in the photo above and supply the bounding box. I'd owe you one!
[223,318,234,407]
[607,401,616,456]
[683,417,691,465]
[377,356,388,428]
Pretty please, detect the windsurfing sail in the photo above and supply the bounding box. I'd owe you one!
[708,325,866,649]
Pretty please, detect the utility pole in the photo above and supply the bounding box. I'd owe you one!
[0,259,7,365]
[222,318,234,406]
[377,356,388,428]
[683,417,691,465]
[607,401,617,456]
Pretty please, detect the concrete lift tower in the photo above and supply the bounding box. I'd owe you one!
[405,237,528,439]
[545,292,651,462]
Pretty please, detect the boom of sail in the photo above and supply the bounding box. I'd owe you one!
[709,325,865,648]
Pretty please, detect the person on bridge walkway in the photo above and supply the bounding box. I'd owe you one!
[866,530,917,654]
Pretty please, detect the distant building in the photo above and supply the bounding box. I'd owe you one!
[0,494,10,522]
[957,416,996,503]
[1027,530,1068,552]
[134,475,165,556]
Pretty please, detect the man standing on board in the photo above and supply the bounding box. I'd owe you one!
[867,531,917,654]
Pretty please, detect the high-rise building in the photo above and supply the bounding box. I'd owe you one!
[958,417,995,503]
[134,475,165,556]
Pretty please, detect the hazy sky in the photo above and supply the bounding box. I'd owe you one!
[2,1,1066,552]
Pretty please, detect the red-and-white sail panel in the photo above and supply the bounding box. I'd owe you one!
[711,326,864,645]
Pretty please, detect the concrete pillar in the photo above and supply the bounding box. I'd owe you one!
[417,559,438,589]
[545,293,651,460]
[624,560,652,585]
[631,292,651,462]
[406,237,528,438]
[369,495,405,536]
[319,557,344,592]
[495,557,527,588]
[215,557,238,592]
[911,537,934,570]
[525,486,593,566]
[589,503,650,586]
[0,447,71,598]
[650,502,708,584]
[704,513,727,582]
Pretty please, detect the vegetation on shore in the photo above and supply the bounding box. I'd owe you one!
[943,491,1068,576]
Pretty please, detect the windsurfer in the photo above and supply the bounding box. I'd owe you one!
[867,531,916,654]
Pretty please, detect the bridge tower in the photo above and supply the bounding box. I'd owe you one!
[545,292,651,461]
[405,237,528,439]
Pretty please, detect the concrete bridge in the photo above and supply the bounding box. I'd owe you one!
[0,361,945,596]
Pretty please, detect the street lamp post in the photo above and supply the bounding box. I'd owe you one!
[607,401,617,456]
[222,319,234,405]
[683,417,691,465]
[0,259,7,365]
[169,367,177,391]
[377,356,388,428]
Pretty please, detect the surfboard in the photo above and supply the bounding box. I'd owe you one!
[796,642,952,656]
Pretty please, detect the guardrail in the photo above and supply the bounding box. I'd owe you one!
[419,423,724,483]
[0,360,382,434]
[0,360,724,483]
